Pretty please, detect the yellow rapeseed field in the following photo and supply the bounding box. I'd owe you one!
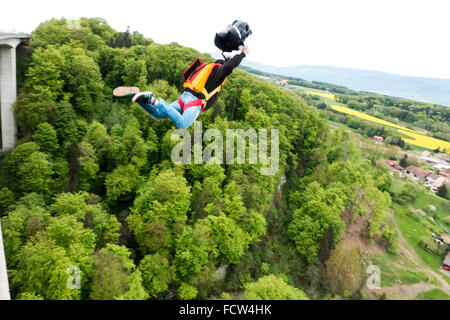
[304,90,336,100]
[331,105,450,153]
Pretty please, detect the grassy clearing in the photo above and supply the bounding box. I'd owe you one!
[365,254,397,287]
[367,252,430,288]
[413,190,450,224]
[393,203,444,271]
[392,176,450,230]
[293,86,345,106]
[415,288,450,300]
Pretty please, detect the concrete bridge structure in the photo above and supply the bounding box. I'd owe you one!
[0,32,30,151]
[0,32,30,300]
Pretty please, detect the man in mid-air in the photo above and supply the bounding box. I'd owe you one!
[113,20,251,129]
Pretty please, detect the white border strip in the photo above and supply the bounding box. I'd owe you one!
[0,221,10,300]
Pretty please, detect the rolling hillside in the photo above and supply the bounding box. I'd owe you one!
[239,60,450,107]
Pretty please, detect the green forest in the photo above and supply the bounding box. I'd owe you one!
[0,18,397,300]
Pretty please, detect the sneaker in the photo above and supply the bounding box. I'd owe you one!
[132,92,157,105]
[113,86,140,98]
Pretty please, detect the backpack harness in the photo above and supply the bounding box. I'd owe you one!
[179,58,227,112]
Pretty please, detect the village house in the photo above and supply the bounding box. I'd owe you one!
[431,181,441,192]
[444,252,450,271]
[431,178,450,192]
[442,236,450,247]
[427,173,442,183]
[405,165,431,181]
[439,153,450,164]
[439,171,450,179]
[442,236,450,272]
[420,155,442,165]
[383,159,404,175]
[373,136,384,143]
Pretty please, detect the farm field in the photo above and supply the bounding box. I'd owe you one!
[291,84,450,152]
[304,90,336,100]
[330,105,450,152]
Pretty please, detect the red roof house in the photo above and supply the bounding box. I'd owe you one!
[383,160,404,172]
[443,252,450,271]
[405,166,431,181]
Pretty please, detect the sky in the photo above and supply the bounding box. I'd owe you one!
[1,0,450,79]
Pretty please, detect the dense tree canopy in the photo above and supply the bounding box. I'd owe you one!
[0,17,394,300]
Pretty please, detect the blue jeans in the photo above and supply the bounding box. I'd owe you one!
[137,91,202,129]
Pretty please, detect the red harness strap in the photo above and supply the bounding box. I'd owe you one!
[178,96,205,112]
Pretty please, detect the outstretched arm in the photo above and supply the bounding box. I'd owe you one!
[219,45,248,77]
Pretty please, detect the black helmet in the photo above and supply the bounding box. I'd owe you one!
[232,20,252,42]
[214,20,252,53]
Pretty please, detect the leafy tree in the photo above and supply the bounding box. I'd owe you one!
[115,270,149,300]
[138,253,172,298]
[400,154,408,168]
[31,18,72,48]
[148,79,180,102]
[16,292,45,300]
[55,101,79,143]
[127,169,191,253]
[105,164,142,203]
[366,187,391,238]
[50,192,120,245]
[18,151,53,196]
[14,237,79,300]
[32,122,59,155]
[0,187,15,215]
[178,283,198,300]
[288,182,345,262]
[77,142,99,191]
[244,275,308,300]
[90,244,135,300]
[112,26,132,48]
[111,117,149,169]
[122,58,148,89]
[173,223,215,281]
[46,215,96,271]
[1,142,40,191]
[1,195,50,268]
[90,251,130,300]
[437,184,449,200]
[191,177,222,219]
[376,174,392,193]
[85,121,112,166]
[13,215,96,300]
[207,213,250,265]
[60,45,105,113]
[222,180,267,242]
[397,182,419,204]
[23,46,66,103]
[325,242,361,294]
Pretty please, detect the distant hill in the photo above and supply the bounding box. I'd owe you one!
[238,60,450,107]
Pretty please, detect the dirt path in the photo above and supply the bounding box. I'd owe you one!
[375,211,450,299]
[394,213,450,294]
[343,214,383,255]
[359,210,450,299]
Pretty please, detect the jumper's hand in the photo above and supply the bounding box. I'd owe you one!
[242,44,249,56]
